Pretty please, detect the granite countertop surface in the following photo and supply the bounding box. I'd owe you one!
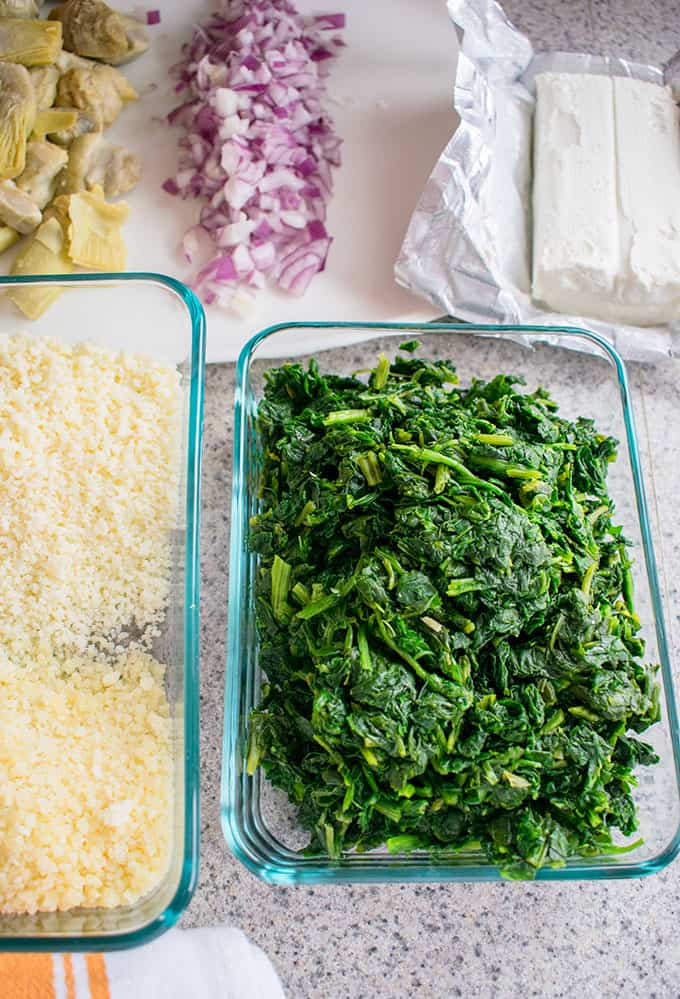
[181,3,680,996]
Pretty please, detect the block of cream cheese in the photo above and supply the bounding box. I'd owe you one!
[612,77,680,324]
[532,73,619,320]
[532,72,680,326]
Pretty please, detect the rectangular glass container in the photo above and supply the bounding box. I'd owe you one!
[223,322,680,884]
[0,273,204,948]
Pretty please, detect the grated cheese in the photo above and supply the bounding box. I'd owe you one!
[0,333,182,664]
[0,334,181,914]
[0,651,171,915]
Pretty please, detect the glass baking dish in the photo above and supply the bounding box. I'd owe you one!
[222,321,680,884]
[0,273,204,949]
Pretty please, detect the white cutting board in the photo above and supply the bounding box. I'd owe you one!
[7,0,459,362]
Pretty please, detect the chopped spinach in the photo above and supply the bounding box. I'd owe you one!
[247,348,660,879]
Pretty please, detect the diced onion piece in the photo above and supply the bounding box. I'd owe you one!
[281,210,306,229]
[250,240,275,270]
[218,219,256,247]
[223,176,254,209]
[213,87,239,117]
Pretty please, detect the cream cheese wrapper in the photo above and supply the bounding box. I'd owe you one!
[394,0,680,363]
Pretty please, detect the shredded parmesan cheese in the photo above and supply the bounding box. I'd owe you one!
[0,651,171,915]
[0,334,181,915]
[0,333,181,664]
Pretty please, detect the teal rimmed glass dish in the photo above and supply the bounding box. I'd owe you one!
[223,321,680,884]
[0,273,204,949]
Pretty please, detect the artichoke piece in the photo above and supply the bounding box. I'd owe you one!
[0,18,62,66]
[50,0,149,65]
[16,139,67,208]
[59,131,140,198]
[28,64,59,109]
[42,190,69,229]
[117,15,148,64]
[0,61,36,179]
[56,48,136,98]
[57,130,96,193]
[0,1,41,20]
[55,61,136,126]
[0,178,41,231]
[0,225,20,253]
[67,185,127,270]
[54,47,90,72]
[84,140,140,197]
[32,106,78,138]
[8,215,73,319]
[47,105,101,145]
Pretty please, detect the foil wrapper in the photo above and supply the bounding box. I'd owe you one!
[395,0,680,362]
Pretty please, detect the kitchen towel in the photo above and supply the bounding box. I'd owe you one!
[0,926,286,998]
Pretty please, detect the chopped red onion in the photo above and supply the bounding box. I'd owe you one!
[182,228,200,263]
[253,217,273,240]
[314,13,345,29]
[250,240,276,269]
[163,0,344,308]
[307,218,327,240]
[146,8,160,25]
[218,257,239,280]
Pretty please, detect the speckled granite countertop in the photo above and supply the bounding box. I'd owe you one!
[180,4,680,996]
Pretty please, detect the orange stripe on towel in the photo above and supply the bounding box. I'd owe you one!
[85,955,110,999]
[0,954,56,999]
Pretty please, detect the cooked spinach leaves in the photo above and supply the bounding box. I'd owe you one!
[247,347,660,878]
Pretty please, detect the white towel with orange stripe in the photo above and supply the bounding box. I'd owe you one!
[0,927,286,998]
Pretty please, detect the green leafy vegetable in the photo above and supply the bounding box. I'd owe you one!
[247,349,660,879]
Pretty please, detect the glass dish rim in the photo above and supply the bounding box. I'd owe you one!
[223,320,680,885]
[0,272,205,950]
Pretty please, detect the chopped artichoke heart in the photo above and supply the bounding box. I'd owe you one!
[67,187,127,269]
[42,191,70,235]
[32,108,78,138]
[0,0,41,18]
[114,15,149,65]
[35,214,67,254]
[0,0,146,319]
[59,132,141,197]
[0,18,62,66]
[8,216,73,319]
[57,130,97,195]
[0,225,20,253]
[28,65,59,109]
[48,106,102,146]
[115,72,136,102]
[50,0,148,66]
[89,143,141,197]
[0,178,41,232]
[0,61,36,179]
[55,63,136,127]
[17,139,68,209]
